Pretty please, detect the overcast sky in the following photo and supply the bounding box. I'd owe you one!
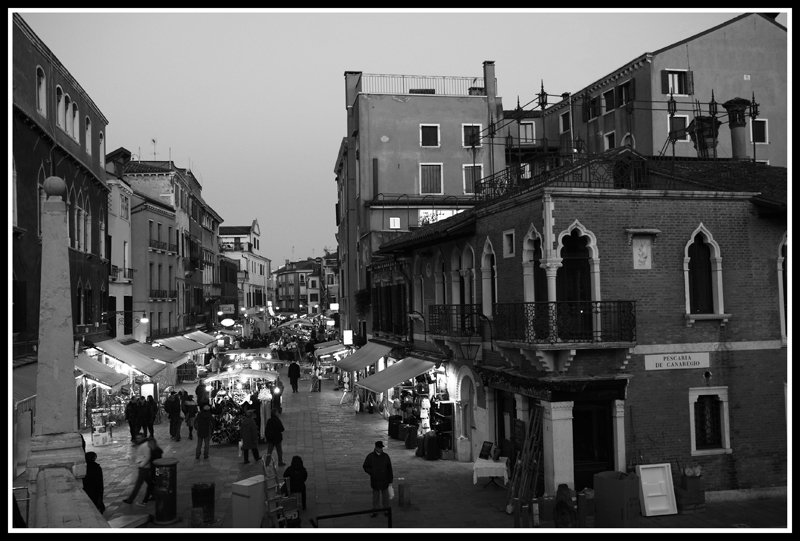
[14,8,790,266]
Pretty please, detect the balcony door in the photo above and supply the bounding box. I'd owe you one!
[556,230,592,340]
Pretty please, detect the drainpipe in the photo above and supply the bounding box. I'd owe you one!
[483,61,497,177]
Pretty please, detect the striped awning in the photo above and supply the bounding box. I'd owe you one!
[74,353,127,391]
[155,335,206,354]
[183,330,217,346]
[355,356,436,394]
[336,341,393,372]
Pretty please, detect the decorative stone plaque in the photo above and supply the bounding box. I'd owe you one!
[632,237,652,269]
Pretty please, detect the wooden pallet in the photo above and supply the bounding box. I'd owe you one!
[506,406,543,513]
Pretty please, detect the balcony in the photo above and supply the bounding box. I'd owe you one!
[220,241,253,252]
[237,270,249,282]
[203,283,221,299]
[149,239,167,251]
[493,301,636,345]
[360,73,487,97]
[428,304,482,338]
[149,289,168,299]
[169,290,178,298]
[122,268,135,280]
[168,243,178,253]
[109,264,120,281]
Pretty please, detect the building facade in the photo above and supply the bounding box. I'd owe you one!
[219,220,271,312]
[12,13,111,356]
[104,150,135,340]
[335,62,506,341]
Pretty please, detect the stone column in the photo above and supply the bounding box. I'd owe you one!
[542,400,574,495]
[612,400,626,472]
[26,177,87,527]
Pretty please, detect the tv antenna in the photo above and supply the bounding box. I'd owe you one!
[152,138,157,161]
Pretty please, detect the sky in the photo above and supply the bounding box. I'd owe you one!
[13,8,790,266]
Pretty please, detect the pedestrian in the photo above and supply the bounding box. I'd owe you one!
[265,409,286,466]
[195,379,208,406]
[82,452,105,513]
[250,392,262,440]
[362,441,393,518]
[164,391,182,441]
[195,404,216,460]
[183,394,198,440]
[272,379,283,413]
[142,437,163,504]
[134,396,149,437]
[282,455,308,510]
[122,433,152,506]
[240,408,261,464]
[145,395,157,438]
[288,359,301,393]
[125,397,138,442]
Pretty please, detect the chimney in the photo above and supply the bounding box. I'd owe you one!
[687,116,722,159]
[722,97,751,160]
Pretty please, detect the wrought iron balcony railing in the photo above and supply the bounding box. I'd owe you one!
[169,243,178,253]
[493,300,636,344]
[149,239,167,250]
[123,267,135,280]
[109,264,120,281]
[149,289,167,299]
[428,304,482,338]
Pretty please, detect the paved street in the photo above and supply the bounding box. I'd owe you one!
[14,361,788,530]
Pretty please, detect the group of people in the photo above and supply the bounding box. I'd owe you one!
[124,395,159,441]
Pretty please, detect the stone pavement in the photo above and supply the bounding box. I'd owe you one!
[14,361,789,531]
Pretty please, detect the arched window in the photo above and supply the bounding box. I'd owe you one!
[56,86,65,129]
[36,66,46,117]
[557,229,592,340]
[63,95,72,137]
[72,102,80,141]
[84,198,91,253]
[75,282,84,325]
[85,116,92,154]
[434,252,447,305]
[84,283,93,324]
[98,132,105,166]
[683,224,726,321]
[99,212,106,259]
[480,239,497,317]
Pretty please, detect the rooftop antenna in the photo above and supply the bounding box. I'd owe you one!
[169,147,171,168]
[152,138,157,161]
[138,147,141,162]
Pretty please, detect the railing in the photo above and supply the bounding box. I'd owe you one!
[149,239,167,250]
[220,241,253,252]
[428,304,482,338]
[168,243,178,253]
[474,151,765,206]
[149,289,167,299]
[13,339,39,359]
[169,290,178,298]
[203,283,221,298]
[361,73,487,97]
[493,301,636,344]
[109,264,120,280]
[123,267,135,280]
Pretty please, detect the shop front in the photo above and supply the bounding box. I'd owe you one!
[154,335,207,382]
[335,341,394,406]
[126,341,188,388]
[75,352,128,436]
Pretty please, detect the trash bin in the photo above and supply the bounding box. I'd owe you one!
[191,482,216,525]
[593,471,640,528]
[152,458,180,525]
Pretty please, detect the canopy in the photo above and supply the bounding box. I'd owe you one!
[315,343,348,358]
[93,338,166,378]
[12,361,39,404]
[355,356,436,394]
[314,340,340,350]
[184,330,217,346]
[74,352,127,391]
[224,348,274,357]
[155,335,206,354]
[277,318,314,328]
[336,341,393,372]
[204,367,277,383]
[126,342,188,366]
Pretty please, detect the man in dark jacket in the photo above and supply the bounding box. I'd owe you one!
[195,404,216,459]
[125,397,138,442]
[134,396,149,437]
[287,360,301,393]
[164,391,182,441]
[82,452,105,513]
[265,408,286,466]
[363,441,393,517]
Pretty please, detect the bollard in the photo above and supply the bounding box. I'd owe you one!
[152,458,180,525]
[191,482,216,525]
[397,478,411,508]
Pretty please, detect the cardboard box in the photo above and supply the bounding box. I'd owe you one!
[680,475,703,492]
[593,471,640,528]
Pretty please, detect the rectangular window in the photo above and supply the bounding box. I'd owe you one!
[420,164,443,194]
[120,195,129,220]
[463,124,482,147]
[463,164,482,195]
[420,124,440,147]
[584,96,600,122]
[618,79,634,107]
[503,230,515,258]
[669,115,690,142]
[310,293,319,302]
[521,163,531,179]
[661,69,693,96]
[604,132,616,150]
[689,387,731,456]
[560,112,570,134]
[520,122,535,143]
[751,119,768,144]
[389,217,400,229]
[602,89,616,114]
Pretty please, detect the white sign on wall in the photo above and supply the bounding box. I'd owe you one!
[644,352,710,370]
[219,304,235,314]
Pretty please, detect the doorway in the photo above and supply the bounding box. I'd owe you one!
[572,400,614,491]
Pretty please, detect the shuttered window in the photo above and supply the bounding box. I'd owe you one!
[420,164,442,194]
[661,70,694,95]
[463,164,482,194]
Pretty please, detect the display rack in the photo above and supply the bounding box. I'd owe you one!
[433,400,455,458]
[261,455,299,527]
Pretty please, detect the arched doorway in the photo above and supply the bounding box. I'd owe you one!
[459,375,476,461]
[557,230,592,341]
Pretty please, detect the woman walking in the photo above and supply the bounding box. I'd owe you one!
[240,408,261,464]
[265,409,286,466]
[183,394,199,440]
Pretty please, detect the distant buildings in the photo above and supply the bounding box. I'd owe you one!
[219,220,271,312]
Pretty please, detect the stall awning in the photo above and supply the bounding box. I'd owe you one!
[93,338,166,378]
[74,353,127,391]
[314,340,340,350]
[13,361,38,404]
[184,330,217,347]
[155,335,206,354]
[224,348,274,357]
[126,342,188,366]
[204,368,278,383]
[336,341,393,372]
[314,343,347,358]
[355,356,436,394]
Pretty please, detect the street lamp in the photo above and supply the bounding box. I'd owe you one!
[101,310,149,326]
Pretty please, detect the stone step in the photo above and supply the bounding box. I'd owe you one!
[107,514,150,528]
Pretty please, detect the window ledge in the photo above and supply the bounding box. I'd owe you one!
[685,313,732,328]
[691,448,732,457]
